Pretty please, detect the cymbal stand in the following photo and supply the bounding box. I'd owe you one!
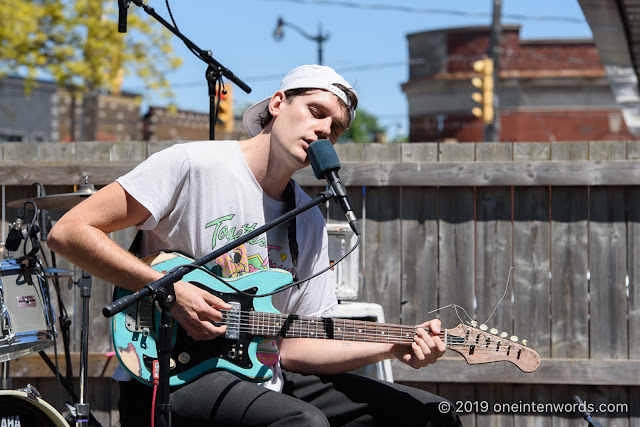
[71,270,92,427]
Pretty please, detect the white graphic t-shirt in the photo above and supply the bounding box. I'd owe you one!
[114,140,338,391]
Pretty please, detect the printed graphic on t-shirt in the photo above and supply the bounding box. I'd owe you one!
[256,339,279,367]
[206,213,294,276]
[205,213,293,367]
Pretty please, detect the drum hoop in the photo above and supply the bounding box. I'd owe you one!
[0,390,69,426]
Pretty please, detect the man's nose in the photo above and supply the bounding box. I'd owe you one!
[314,117,332,139]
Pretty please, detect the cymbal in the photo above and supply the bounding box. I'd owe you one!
[7,186,97,210]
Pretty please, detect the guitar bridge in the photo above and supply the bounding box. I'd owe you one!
[224,302,241,340]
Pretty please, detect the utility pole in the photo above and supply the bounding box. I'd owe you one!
[485,0,502,142]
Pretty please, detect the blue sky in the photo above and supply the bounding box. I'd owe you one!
[122,0,592,139]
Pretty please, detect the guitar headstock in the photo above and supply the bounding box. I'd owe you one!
[445,323,540,373]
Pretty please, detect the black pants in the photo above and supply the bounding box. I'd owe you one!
[118,369,462,426]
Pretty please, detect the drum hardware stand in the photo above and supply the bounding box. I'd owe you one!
[73,270,93,427]
[38,351,102,427]
[1,362,10,390]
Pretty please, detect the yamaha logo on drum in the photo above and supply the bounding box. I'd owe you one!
[0,415,21,427]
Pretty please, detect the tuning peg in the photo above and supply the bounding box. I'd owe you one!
[490,328,498,335]
[510,335,518,342]
[480,324,488,331]
[500,332,508,338]
[470,320,478,327]
[522,339,528,346]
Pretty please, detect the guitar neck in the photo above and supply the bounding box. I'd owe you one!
[241,311,418,344]
[235,311,540,373]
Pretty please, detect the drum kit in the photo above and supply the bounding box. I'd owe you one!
[0,179,102,426]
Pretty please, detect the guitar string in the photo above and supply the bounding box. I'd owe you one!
[137,308,529,354]
[138,310,525,349]
[196,325,529,357]
[135,322,528,356]
[208,312,528,354]
[483,266,513,326]
[426,265,516,335]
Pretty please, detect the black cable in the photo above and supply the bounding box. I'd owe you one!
[164,0,206,62]
[19,201,40,260]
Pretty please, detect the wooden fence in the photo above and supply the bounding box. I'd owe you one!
[0,140,639,426]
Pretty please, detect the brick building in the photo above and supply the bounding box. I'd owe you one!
[142,105,249,142]
[57,90,142,142]
[1,76,246,143]
[402,25,637,142]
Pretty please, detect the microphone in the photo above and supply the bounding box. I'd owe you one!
[118,0,129,33]
[6,207,25,252]
[307,139,361,236]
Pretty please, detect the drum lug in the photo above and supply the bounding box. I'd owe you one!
[17,383,42,400]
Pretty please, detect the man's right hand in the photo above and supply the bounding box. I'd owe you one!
[171,280,232,341]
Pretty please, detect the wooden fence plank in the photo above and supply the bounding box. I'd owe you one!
[362,145,402,322]
[5,159,640,186]
[513,143,552,427]
[475,143,514,427]
[400,186,438,325]
[550,142,590,427]
[437,143,477,425]
[589,141,629,427]
[588,187,627,359]
[292,160,640,187]
[392,358,640,385]
[627,187,640,357]
[549,143,589,359]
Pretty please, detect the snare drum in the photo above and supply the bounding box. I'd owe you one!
[0,258,55,361]
[0,389,69,426]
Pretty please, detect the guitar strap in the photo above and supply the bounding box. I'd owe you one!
[128,227,143,257]
[284,179,299,282]
[125,179,299,281]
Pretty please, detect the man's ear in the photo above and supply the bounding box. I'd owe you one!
[269,91,286,118]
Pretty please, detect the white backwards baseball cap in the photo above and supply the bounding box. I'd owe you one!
[242,64,358,137]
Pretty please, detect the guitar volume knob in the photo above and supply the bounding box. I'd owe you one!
[178,352,191,364]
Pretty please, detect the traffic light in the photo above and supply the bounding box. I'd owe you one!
[471,58,494,124]
[217,85,234,133]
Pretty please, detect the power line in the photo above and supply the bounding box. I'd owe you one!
[258,0,586,24]
[123,60,416,90]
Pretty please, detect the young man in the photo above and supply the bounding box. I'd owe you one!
[48,65,461,426]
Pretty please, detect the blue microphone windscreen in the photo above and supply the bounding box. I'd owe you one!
[308,139,341,179]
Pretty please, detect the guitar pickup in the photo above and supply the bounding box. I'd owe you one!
[125,301,154,334]
[224,302,241,340]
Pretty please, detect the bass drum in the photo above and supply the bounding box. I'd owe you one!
[0,389,69,426]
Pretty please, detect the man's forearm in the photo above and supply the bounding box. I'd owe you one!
[278,338,395,375]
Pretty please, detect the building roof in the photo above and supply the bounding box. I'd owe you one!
[578,0,640,135]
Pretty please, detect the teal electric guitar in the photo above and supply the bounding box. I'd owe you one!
[112,252,540,388]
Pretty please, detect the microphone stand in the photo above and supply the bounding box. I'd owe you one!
[103,189,336,427]
[126,0,251,140]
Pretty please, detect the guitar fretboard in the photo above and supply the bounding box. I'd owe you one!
[240,311,419,344]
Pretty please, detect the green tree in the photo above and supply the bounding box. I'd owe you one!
[337,108,387,143]
[0,0,182,140]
